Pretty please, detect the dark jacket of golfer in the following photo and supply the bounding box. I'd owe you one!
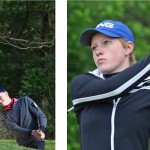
[1,96,47,150]
[71,55,150,150]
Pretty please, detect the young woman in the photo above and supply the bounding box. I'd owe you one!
[70,20,150,150]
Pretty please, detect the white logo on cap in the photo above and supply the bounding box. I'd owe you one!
[96,22,114,28]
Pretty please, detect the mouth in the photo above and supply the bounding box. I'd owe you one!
[97,58,106,64]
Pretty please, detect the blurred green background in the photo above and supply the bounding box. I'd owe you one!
[67,1,150,150]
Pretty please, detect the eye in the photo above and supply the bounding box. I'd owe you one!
[103,40,111,46]
[91,45,97,52]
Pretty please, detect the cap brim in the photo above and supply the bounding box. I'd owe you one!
[80,28,121,46]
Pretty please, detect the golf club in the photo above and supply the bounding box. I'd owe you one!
[33,102,41,131]
[67,106,74,113]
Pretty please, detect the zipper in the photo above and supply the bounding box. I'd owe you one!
[111,98,121,150]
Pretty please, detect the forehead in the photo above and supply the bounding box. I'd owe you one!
[91,33,118,45]
[0,92,6,96]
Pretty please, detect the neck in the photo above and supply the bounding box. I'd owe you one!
[103,72,118,79]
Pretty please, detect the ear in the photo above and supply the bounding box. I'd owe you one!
[5,91,9,96]
[125,41,134,56]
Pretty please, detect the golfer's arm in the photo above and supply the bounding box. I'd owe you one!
[28,99,47,132]
[2,117,31,136]
[29,107,47,132]
[39,113,47,132]
[71,54,150,107]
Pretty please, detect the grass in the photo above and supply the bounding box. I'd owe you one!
[0,140,55,150]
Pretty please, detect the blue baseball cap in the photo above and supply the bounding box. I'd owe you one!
[80,20,134,46]
[0,87,6,93]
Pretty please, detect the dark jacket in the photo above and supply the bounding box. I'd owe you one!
[70,55,150,150]
[1,96,47,148]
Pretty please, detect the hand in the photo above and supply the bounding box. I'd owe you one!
[31,130,45,139]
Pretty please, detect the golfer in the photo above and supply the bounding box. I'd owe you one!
[0,87,47,150]
[70,20,150,150]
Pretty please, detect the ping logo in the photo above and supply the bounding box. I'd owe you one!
[96,22,114,28]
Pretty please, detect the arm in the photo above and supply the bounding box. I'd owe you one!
[71,54,150,108]
[27,97,47,132]
[26,97,47,139]
[1,113,45,139]
[0,113,31,136]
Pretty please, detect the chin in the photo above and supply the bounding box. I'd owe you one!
[99,65,118,75]
[99,68,111,75]
[98,65,109,74]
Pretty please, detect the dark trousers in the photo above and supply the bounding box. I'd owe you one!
[37,140,45,150]
[17,137,45,150]
[29,139,45,150]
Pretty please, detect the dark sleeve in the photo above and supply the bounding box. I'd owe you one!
[27,97,47,132]
[71,54,150,108]
[0,113,32,136]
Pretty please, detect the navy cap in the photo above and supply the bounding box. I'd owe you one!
[0,87,6,93]
[80,20,134,46]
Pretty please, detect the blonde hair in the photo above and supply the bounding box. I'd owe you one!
[119,38,136,65]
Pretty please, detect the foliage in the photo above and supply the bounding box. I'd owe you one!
[0,1,55,139]
[67,1,150,150]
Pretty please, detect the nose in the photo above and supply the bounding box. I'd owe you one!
[95,48,104,56]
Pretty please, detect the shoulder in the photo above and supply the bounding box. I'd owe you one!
[18,96,34,103]
[71,73,101,88]
[71,73,99,83]
[70,73,102,100]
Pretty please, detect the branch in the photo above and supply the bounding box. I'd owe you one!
[0,41,54,50]
[0,35,28,43]
[0,34,54,50]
